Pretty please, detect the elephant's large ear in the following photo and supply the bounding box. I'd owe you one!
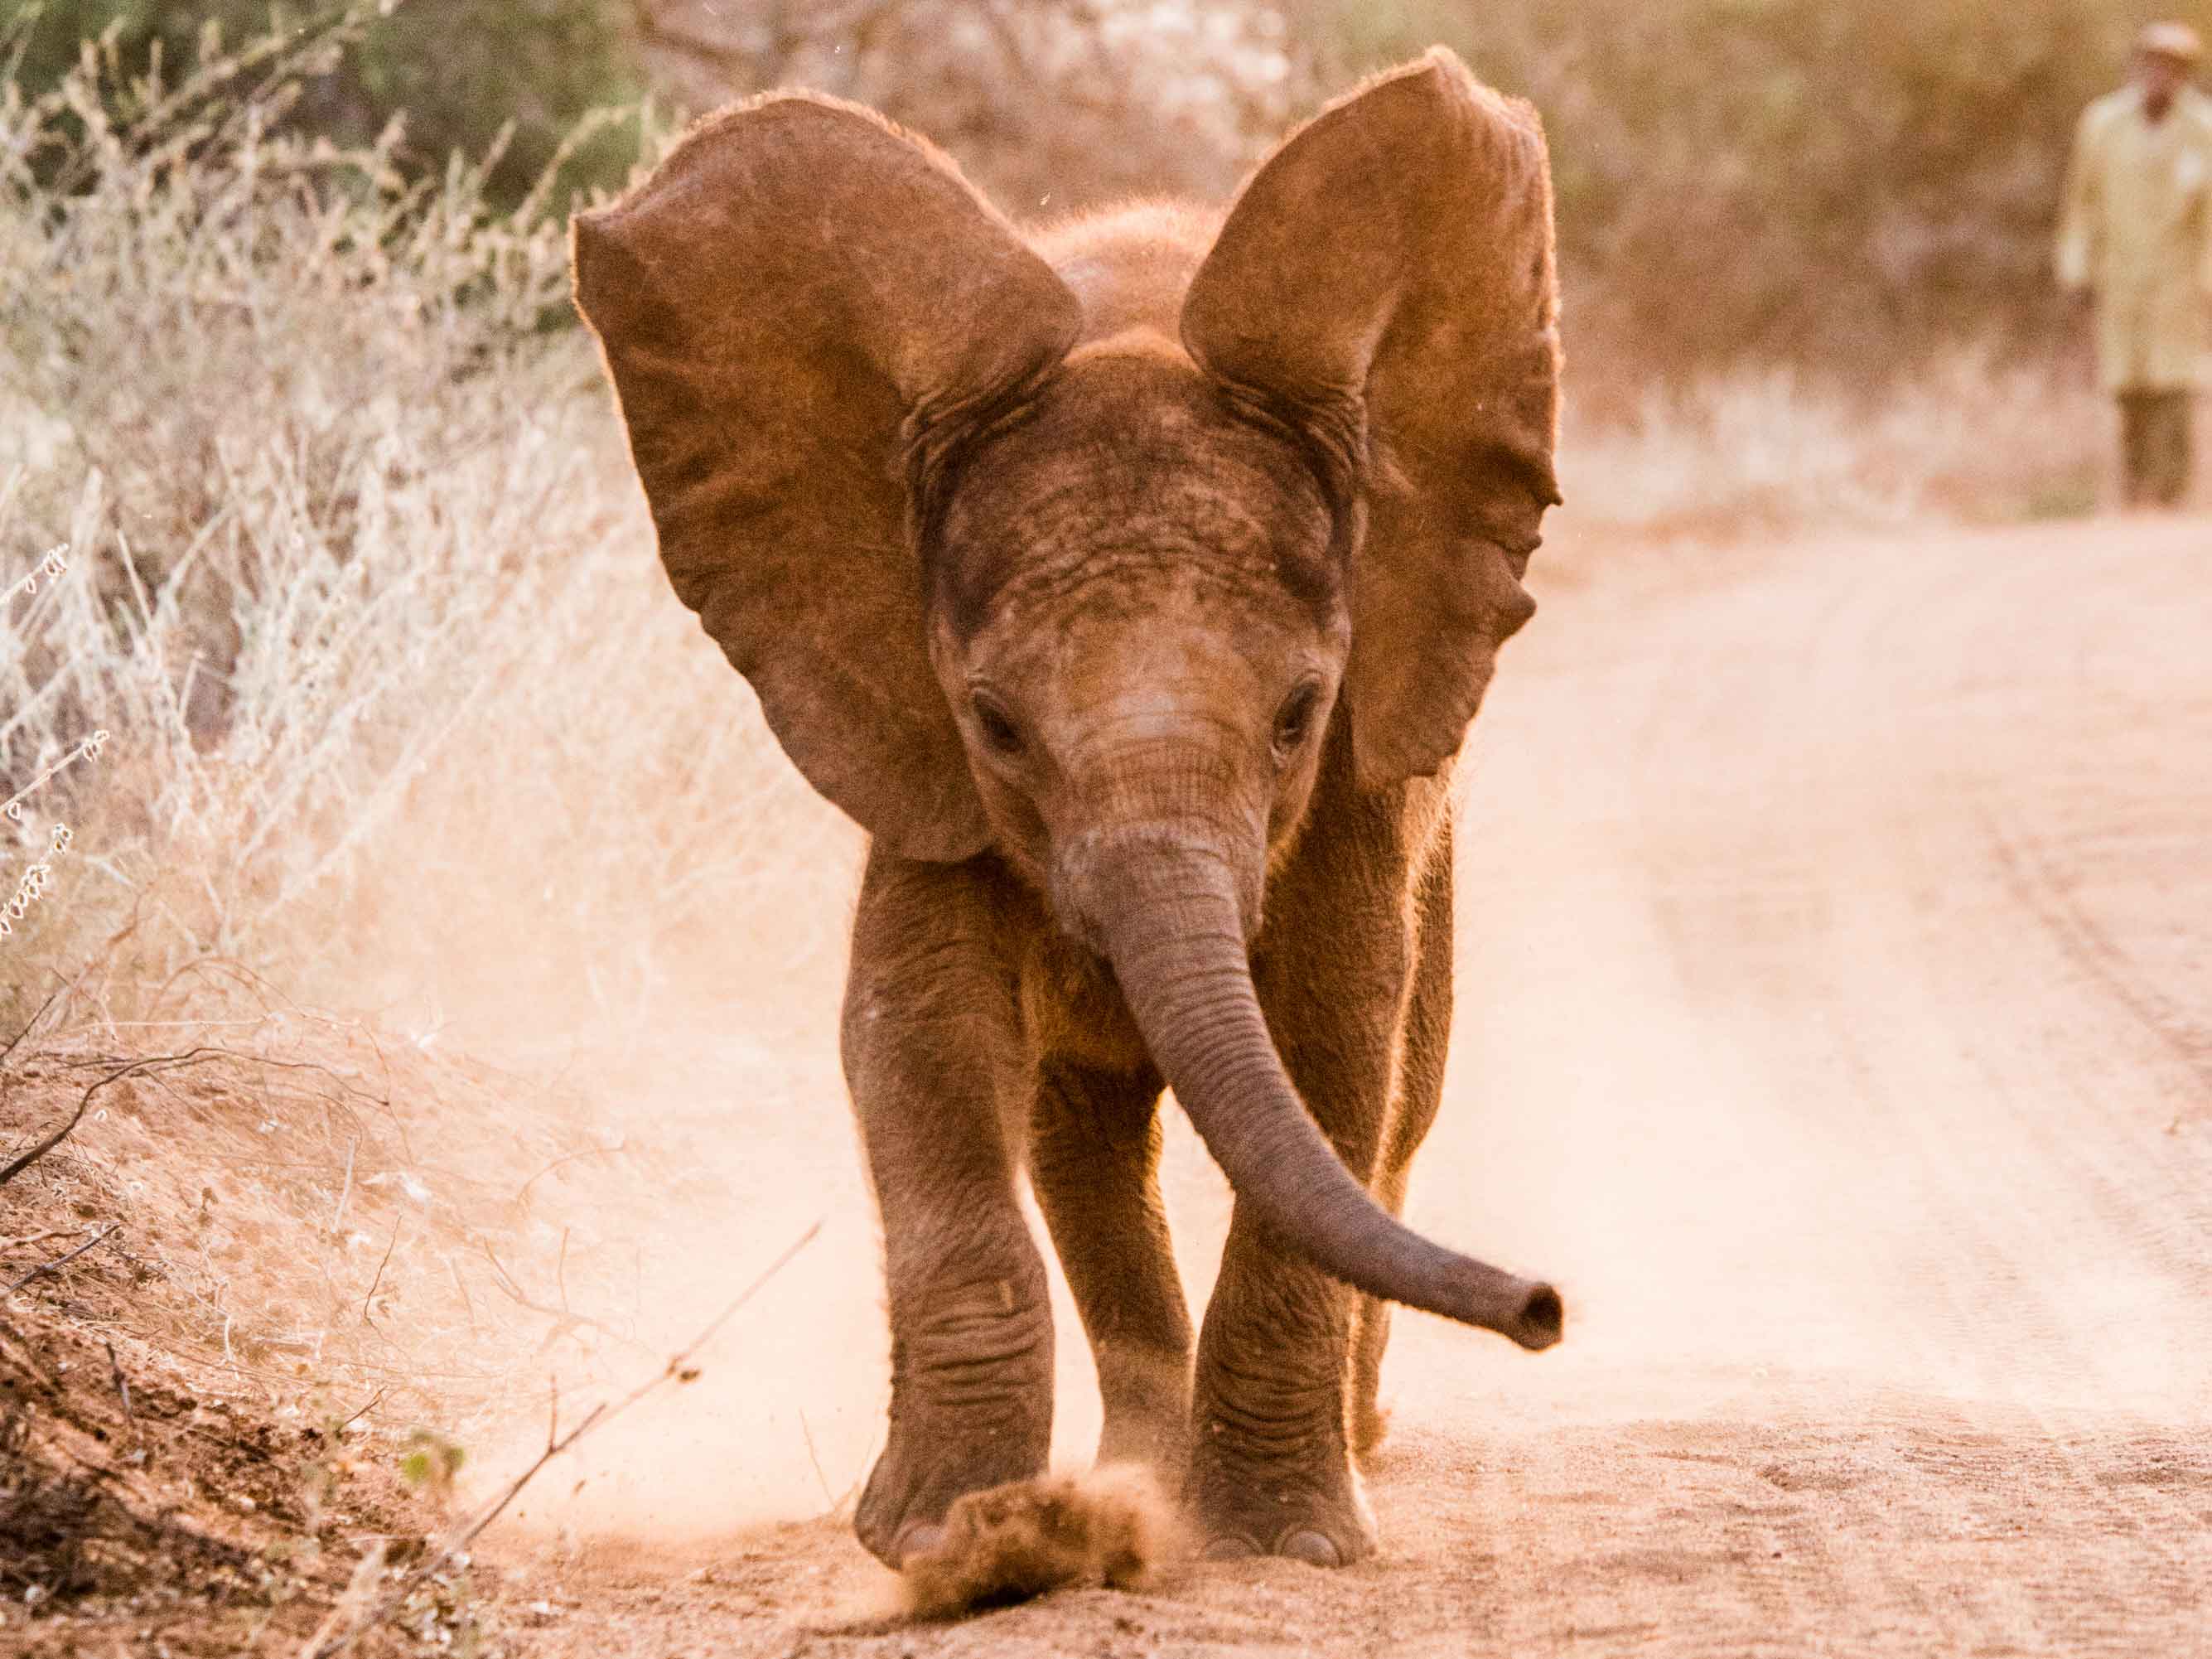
[1181,49,1562,788]
[572,93,1081,861]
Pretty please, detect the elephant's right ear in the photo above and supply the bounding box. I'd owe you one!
[572,93,1081,863]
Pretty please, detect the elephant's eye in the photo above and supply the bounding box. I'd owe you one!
[1273,680,1323,757]
[971,690,1026,757]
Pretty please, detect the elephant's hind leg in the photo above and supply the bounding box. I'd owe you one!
[1029,1057,1195,1477]
[843,851,1053,1570]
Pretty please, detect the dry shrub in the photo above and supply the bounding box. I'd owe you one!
[1556,345,2106,549]
[1,14,851,1047]
[900,1465,1186,1619]
[636,0,1311,212]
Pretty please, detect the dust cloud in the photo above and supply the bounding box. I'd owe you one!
[900,1465,1186,1618]
[374,520,2207,1565]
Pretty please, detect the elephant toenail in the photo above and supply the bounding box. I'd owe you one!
[1279,1530,1344,1568]
[894,1522,946,1567]
[1203,1535,1262,1561]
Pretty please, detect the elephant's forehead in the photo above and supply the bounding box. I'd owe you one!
[933,351,1339,639]
[971,570,1318,734]
[1028,199,1219,346]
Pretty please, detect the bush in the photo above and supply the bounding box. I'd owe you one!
[634,0,1310,212]
[1,12,844,1035]
[3,0,643,212]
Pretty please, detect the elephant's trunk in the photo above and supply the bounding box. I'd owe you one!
[1068,833,1562,1350]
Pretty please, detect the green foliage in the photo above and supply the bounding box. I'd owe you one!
[2,0,642,212]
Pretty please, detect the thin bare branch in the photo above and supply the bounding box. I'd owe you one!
[104,1337,138,1439]
[0,985,66,1073]
[4,1222,123,1295]
[305,1220,822,1659]
[0,1048,231,1186]
[477,1236,628,1352]
[0,1227,78,1251]
[514,1135,625,1205]
[358,1216,399,1324]
[336,1388,384,1435]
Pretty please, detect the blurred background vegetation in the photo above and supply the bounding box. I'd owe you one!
[6,0,642,208]
[1296,0,2210,376]
[8,0,2208,380]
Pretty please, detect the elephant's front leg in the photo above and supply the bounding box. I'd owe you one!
[842,851,1052,1569]
[1186,853,1413,1566]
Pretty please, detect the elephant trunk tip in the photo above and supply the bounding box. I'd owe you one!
[1510,1282,1565,1352]
[1453,1265,1564,1352]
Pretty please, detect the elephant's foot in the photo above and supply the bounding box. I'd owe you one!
[854,1299,1054,1567]
[1184,1432,1378,1568]
[857,1400,1052,1567]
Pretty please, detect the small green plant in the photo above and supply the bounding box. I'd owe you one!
[398,1428,465,1502]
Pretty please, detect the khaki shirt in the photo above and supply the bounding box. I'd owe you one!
[2056,84,2212,391]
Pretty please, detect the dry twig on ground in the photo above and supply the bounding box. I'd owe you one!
[2,1222,123,1295]
[302,1218,823,1659]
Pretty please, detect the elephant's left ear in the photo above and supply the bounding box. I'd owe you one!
[1181,48,1562,788]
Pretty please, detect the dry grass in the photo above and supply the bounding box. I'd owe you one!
[0,21,853,1051]
[1556,347,2106,551]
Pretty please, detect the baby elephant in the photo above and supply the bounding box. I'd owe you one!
[573,46,1565,1570]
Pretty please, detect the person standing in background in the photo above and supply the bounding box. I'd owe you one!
[2057,22,2212,510]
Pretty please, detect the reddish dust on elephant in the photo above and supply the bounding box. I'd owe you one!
[572,46,1567,1596]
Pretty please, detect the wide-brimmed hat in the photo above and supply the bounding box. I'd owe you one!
[2136,21,2204,62]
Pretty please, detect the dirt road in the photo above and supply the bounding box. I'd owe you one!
[508,515,2212,1657]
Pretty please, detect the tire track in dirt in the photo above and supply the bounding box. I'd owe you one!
[1976,801,2212,1101]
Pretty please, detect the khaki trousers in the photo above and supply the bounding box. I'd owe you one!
[2117,389,2195,507]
